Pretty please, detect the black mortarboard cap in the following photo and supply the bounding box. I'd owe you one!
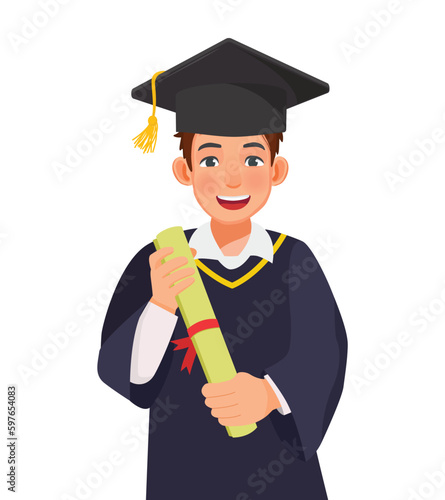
[131,38,329,153]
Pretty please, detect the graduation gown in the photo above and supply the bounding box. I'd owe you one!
[97,229,348,499]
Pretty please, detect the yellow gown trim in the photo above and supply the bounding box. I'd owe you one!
[194,233,287,289]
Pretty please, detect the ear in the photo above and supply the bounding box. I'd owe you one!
[172,157,193,186]
[271,156,288,186]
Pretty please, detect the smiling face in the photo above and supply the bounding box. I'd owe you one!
[173,134,288,224]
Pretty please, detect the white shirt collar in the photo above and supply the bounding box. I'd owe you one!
[189,221,274,270]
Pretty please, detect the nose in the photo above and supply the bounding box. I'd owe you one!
[225,161,242,189]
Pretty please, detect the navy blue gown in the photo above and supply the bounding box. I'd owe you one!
[97,229,348,499]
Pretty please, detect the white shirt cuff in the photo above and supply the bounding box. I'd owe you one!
[130,301,178,384]
[264,374,291,415]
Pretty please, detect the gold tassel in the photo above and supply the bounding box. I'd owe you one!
[133,115,158,153]
[133,70,165,153]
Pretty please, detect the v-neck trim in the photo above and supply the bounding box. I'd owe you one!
[194,233,286,288]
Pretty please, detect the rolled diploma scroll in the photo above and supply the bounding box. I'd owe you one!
[154,226,257,438]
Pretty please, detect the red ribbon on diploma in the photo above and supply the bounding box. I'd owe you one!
[171,319,220,374]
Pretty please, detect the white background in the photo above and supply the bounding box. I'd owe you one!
[2,1,445,499]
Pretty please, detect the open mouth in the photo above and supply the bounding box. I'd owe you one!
[216,195,251,210]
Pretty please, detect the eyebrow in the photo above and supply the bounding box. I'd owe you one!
[243,142,265,150]
[198,142,221,151]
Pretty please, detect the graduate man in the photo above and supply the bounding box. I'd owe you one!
[98,39,348,499]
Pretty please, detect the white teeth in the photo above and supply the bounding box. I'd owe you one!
[217,195,250,201]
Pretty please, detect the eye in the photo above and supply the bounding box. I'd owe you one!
[199,156,219,167]
[245,156,264,167]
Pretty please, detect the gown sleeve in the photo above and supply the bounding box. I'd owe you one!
[97,242,175,409]
[264,240,348,461]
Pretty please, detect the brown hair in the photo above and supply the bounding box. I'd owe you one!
[174,132,283,171]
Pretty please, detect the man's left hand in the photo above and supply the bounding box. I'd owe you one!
[202,372,281,427]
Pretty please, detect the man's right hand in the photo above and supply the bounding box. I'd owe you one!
[149,246,197,314]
